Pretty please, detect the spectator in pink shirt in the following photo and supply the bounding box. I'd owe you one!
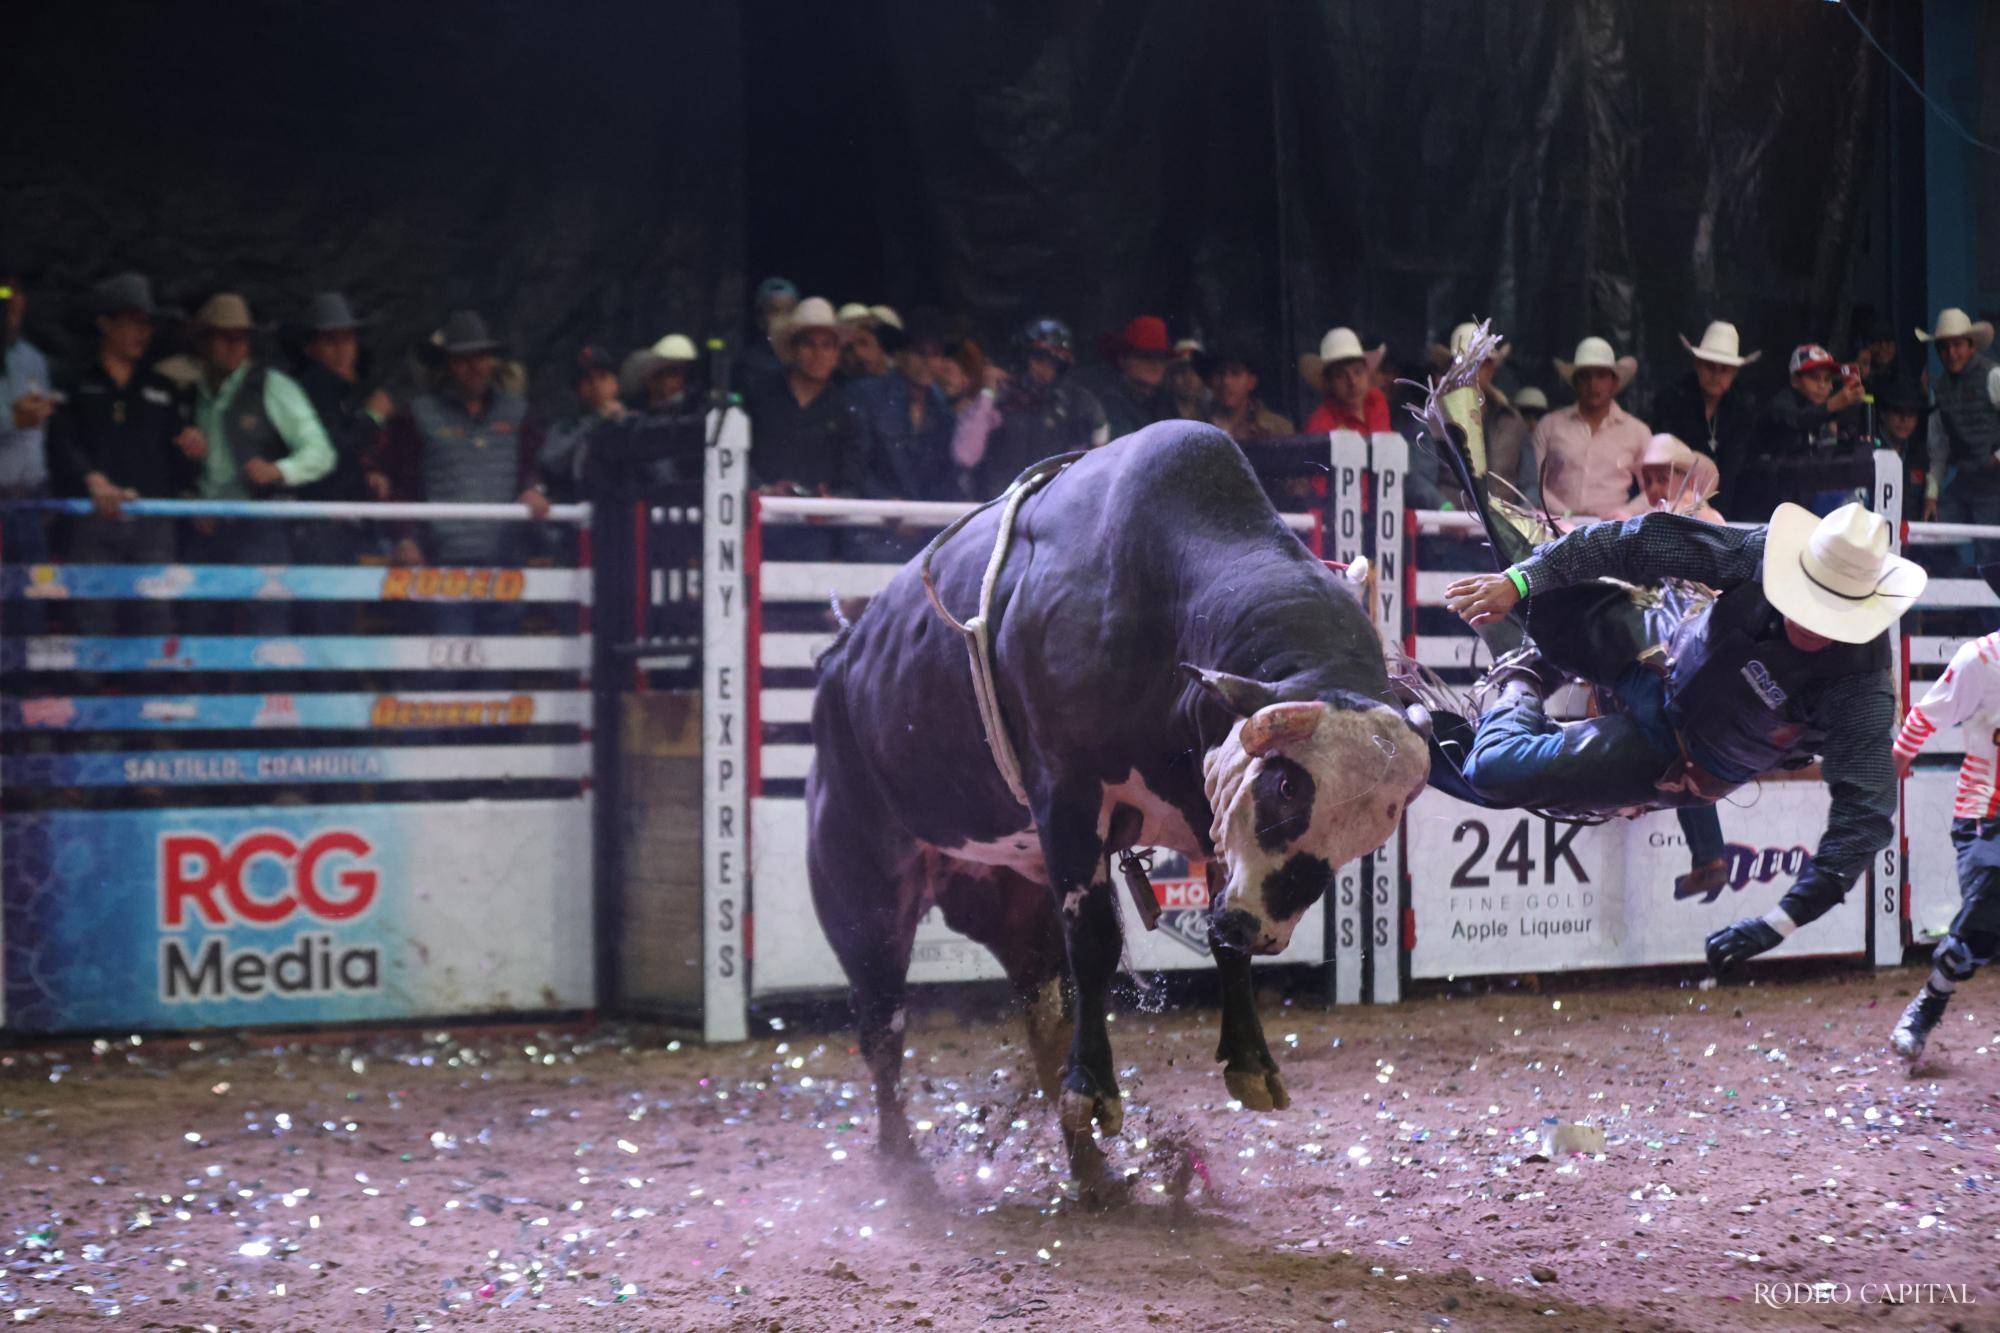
[1531,335,1651,517]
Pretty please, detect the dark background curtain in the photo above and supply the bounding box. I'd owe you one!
[4,0,1906,417]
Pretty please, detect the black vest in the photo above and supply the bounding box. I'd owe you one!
[1663,582,1887,782]
[220,365,288,466]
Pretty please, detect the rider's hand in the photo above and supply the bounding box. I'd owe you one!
[1444,572,1521,627]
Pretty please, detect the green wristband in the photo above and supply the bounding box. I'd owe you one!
[1505,567,1530,598]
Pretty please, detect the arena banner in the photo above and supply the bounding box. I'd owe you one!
[7,635,588,673]
[5,690,590,732]
[4,563,584,603]
[1904,767,1959,943]
[2,744,588,788]
[1407,783,1865,978]
[0,799,593,1033]
[747,798,1323,996]
[703,408,751,1042]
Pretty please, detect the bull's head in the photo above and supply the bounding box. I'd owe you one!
[1186,666,1430,956]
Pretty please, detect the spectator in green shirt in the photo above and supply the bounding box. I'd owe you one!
[187,292,336,630]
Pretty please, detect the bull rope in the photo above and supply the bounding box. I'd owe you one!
[918,452,1085,808]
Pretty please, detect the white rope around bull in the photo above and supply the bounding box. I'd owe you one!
[919,453,1084,808]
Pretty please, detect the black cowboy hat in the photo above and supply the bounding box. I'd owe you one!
[1873,379,1933,418]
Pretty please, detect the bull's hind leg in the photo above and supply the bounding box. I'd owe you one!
[807,751,929,1160]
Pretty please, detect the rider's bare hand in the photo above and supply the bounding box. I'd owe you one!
[1444,572,1521,627]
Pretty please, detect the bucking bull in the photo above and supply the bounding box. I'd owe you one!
[807,420,1430,1194]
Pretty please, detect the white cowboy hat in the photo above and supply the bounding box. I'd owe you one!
[1762,502,1926,644]
[1427,320,1511,370]
[619,332,702,396]
[1680,320,1761,368]
[1297,325,1385,387]
[1554,336,1638,392]
[867,304,904,332]
[1512,385,1549,412]
[1916,307,1995,350]
[835,301,875,325]
[772,296,845,360]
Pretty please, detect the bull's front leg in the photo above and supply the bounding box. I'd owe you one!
[1210,931,1290,1112]
[1039,801,1125,1146]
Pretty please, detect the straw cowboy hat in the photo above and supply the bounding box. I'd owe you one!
[1554,336,1637,391]
[1680,320,1761,368]
[1298,326,1385,386]
[1916,307,1995,350]
[772,296,844,361]
[620,332,701,396]
[191,292,259,333]
[1762,501,1925,644]
[1427,320,1511,371]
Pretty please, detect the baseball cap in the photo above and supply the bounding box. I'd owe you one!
[1789,343,1838,376]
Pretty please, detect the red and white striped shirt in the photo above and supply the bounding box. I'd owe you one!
[1896,632,2000,820]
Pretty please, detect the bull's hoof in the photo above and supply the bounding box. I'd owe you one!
[1225,1065,1290,1111]
[1058,1087,1124,1137]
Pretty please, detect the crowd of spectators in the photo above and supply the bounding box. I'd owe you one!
[3,263,1996,592]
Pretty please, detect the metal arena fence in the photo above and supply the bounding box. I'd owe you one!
[0,418,1984,1042]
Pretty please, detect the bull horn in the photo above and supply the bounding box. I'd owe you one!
[1239,701,1325,757]
[1404,704,1433,738]
[1182,664,1283,719]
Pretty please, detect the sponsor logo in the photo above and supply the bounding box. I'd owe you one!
[20,697,79,728]
[26,638,78,671]
[253,694,300,727]
[134,566,195,599]
[1740,660,1787,709]
[370,693,534,727]
[1147,852,1213,957]
[251,640,308,668]
[254,571,292,600]
[158,830,381,1002]
[428,639,486,668]
[23,565,69,599]
[381,567,526,602]
[1675,841,1813,903]
[139,699,199,722]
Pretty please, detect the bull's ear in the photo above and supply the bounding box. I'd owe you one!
[1181,663,1280,719]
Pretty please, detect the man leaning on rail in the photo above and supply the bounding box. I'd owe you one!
[1439,501,1924,978]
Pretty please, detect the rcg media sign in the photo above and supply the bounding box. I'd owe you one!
[159,829,382,1003]
[3,802,592,1032]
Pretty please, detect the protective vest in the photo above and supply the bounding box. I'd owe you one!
[1663,582,1887,783]
[1934,350,2000,468]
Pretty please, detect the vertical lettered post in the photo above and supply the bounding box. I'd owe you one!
[1871,447,1905,968]
[1368,434,1409,1004]
[1328,431,1369,1004]
[703,408,751,1041]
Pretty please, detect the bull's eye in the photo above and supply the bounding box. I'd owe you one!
[1250,758,1316,852]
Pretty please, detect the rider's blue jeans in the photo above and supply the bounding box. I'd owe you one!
[1461,665,1683,815]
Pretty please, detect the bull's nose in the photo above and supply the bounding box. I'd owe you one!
[1211,908,1259,953]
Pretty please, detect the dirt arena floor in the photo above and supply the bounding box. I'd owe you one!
[2,965,1996,1332]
